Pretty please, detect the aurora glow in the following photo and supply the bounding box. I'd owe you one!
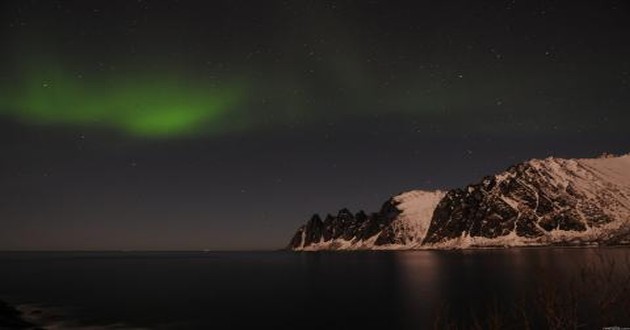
[1,65,243,138]
[0,0,629,253]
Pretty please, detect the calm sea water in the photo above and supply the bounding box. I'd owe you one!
[0,248,629,329]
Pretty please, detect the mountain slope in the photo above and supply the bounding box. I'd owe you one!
[287,153,630,250]
[424,153,630,247]
[288,190,444,250]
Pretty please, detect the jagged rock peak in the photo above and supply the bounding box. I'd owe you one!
[288,190,445,250]
[288,153,630,250]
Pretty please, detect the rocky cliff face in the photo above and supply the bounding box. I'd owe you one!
[288,190,444,250]
[287,153,630,250]
[424,154,630,247]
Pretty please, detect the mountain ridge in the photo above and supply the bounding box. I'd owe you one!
[287,153,630,250]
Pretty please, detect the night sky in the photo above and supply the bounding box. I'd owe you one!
[1,0,628,250]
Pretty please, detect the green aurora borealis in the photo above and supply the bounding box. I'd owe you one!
[1,64,243,138]
[1,0,629,251]
[1,0,629,142]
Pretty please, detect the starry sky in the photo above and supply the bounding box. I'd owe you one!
[1,0,628,250]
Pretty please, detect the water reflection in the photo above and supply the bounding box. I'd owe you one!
[0,249,628,329]
[394,248,630,329]
[394,251,442,328]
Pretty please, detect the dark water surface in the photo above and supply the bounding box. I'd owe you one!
[0,248,629,329]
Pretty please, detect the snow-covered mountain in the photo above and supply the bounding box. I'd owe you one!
[287,153,630,250]
[424,153,630,248]
[288,190,444,250]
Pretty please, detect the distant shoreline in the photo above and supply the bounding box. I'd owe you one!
[0,245,628,254]
[289,243,630,252]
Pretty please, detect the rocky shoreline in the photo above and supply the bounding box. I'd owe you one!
[0,299,40,329]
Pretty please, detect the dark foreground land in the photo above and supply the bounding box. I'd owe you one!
[0,300,39,329]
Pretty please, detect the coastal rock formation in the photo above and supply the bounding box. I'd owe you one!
[288,153,630,250]
[0,300,39,329]
[424,153,630,247]
[288,191,445,250]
